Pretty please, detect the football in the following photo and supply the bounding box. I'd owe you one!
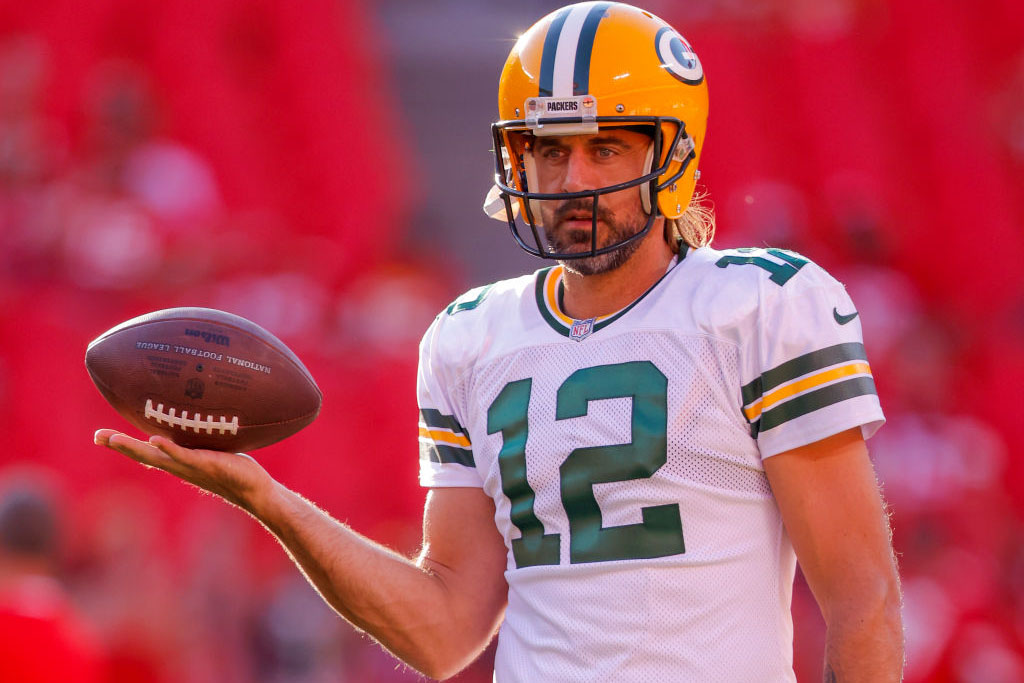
[86,307,322,452]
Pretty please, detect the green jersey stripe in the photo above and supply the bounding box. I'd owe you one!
[534,267,571,337]
[419,441,476,468]
[741,342,868,406]
[419,408,468,436]
[756,376,877,433]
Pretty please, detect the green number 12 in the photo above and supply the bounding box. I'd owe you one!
[487,361,685,568]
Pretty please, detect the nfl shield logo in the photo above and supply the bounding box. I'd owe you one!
[184,378,205,399]
[569,317,596,342]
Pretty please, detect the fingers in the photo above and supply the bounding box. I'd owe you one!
[148,434,249,466]
[96,431,199,466]
[93,428,120,447]
[148,434,191,461]
[94,429,273,514]
[96,430,250,477]
[95,429,178,471]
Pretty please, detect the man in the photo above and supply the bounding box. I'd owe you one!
[96,3,904,681]
[0,478,104,682]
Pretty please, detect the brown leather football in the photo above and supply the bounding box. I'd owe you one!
[86,307,321,452]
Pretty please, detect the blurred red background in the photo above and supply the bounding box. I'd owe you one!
[0,0,1022,680]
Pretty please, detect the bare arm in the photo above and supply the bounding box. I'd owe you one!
[94,430,508,680]
[763,428,903,682]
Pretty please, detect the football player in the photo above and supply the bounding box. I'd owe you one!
[96,3,903,681]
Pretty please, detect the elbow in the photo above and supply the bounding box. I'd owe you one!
[840,572,903,636]
[411,646,485,682]
[884,576,905,651]
[409,594,506,679]
[825,561,902,627]
[399,623,499,681]
[419,663,464,682]
[825,571,905,672]
[876,570,904,639]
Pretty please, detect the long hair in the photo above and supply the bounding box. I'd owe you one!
[666,189,715,251]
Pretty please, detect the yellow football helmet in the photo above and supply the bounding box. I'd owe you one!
[487,1,709,259]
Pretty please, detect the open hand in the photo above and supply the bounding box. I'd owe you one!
[94,429,275,512]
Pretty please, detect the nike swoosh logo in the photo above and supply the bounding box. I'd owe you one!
[833,308,859,325]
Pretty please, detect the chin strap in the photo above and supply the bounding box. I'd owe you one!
[641,142,656,214]
[484,146,520,222]
[483,183,516,221]
[521,152,545,227]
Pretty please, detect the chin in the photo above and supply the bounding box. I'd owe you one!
[559,246,631,276]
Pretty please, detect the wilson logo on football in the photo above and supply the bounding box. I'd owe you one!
[144,399,240,435]
[184,328,231,346]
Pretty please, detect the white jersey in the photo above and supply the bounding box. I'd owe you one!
[416,245,884,682]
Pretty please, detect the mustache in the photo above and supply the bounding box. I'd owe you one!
[552,199,614,225]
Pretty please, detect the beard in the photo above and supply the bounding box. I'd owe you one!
[544,199,648,276]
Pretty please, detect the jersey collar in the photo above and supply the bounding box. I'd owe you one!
[534,246,688,339]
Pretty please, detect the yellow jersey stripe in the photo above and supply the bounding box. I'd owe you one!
[545,267,575,325]
[544,265,617,326]
[744,361,872,421]
[418,426,471,448]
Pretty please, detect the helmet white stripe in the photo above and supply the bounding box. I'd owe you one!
[551,3,596,97]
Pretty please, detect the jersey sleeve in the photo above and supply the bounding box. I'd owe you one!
[416,311,483,488]
[737,252,885,458]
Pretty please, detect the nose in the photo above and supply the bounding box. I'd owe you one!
[561,148,597,194]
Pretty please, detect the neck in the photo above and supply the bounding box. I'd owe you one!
[560,231,675,320]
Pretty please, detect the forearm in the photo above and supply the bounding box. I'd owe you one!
[821,584,904,682]
[245,481,476,677]
[95,431,503,678]
[763,432,904,682]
